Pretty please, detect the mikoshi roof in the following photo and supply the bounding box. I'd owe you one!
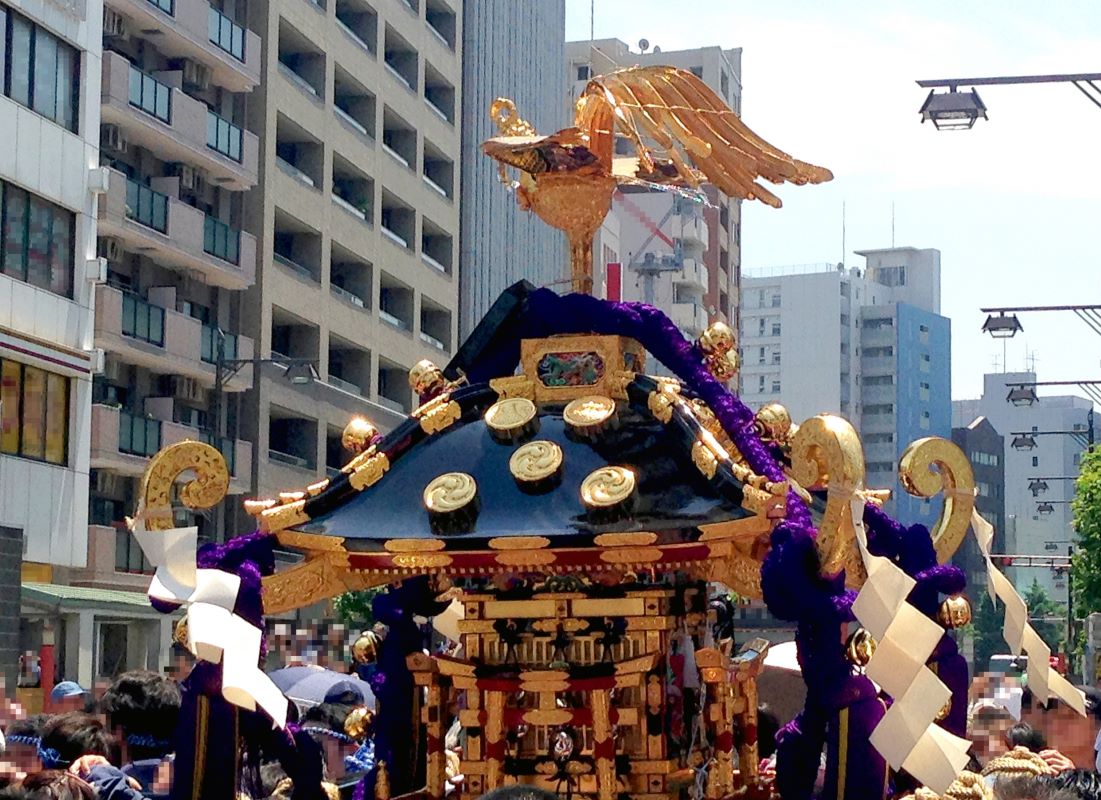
[250,282,787,582]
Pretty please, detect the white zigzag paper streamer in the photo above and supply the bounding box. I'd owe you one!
[847,494,972,794]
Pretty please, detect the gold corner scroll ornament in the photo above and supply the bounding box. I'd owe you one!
[415,396,462,435]
[789,414,868,586]
[580,466,636,509]
[897,437,976,564]
[261,551,389,615]
[135,441,230,531]
[260,498,309,533]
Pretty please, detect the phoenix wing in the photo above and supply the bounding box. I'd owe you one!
[577,65,832,207]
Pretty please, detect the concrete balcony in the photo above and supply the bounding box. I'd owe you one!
[677,216,709,248]
[671,302,708,337]
[90,403,252,490]
[105,0,261,92]
[100,51,259,191]
[673,258,709,293]
[71,525,157,592]
[98,168,256,291]
[93,284,253,391]
[861,356,896,374]
[861,384,897,405]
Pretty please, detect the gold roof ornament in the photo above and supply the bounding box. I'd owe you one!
[483,66,832,292]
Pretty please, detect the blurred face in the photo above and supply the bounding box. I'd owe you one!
[1023,705,1098,767]
[6,742,38,774]
[971,714,1013,763]
[53,694,85,713]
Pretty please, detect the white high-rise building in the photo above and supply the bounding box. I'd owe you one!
[953,372,1093,607]
[0,0,103,685]
[740,247,951,522]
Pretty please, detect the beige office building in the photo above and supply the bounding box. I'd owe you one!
[242,0,462,500]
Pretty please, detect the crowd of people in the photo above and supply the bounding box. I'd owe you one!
[0,657,1098,800]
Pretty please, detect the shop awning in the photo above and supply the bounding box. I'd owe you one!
[21,582,162,616]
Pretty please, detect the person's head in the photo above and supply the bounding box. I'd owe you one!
[1041,769,1101,800]
[5,716,52,774]
[16,770,97,800]
[99,670,181,762]
[1021,686,1101,770]
[38,713,112,770]
[992,775,1076,800]
[300,704,356,781]
[971,701,1016,764]
[1005,722,1047,752]
[47,684,85,716]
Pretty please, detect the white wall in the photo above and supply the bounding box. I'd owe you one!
[0,0,102,569]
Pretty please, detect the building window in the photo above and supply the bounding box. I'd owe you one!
[757,347,765,364]
[920,410,930,430]
[875,265,906,287]
[864,404,894,415]
[771,380,781,393]
[919,381,930,400]
[758,317,765,335]
[865,433,894,444]
[772,349,781,365]
[758,375,765,392]
[576,64,590,81]
[864,346,894,358]
[0,6,80,132]
[128,63,172,123]
[862,375,894,386]
[771,322,781,336]
[0,358,69,465]
[770,294,781,308]
[1,180,74,297]
[690,66,703,78]
[1031,456,1038,468]
[862,317,894,329]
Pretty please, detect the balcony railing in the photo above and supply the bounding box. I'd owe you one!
[128,64,172,123]
[422,173,448,198]
[419,331,446,352]
[116,528,155,574]
[334,105,371,138]
[279,62,319,98]
[425,97,450,124]
[379,309,409,330]
[119,411,162,457]
[199,431,237,475]
[331,284,366,308]
[327,375,362,395]
[201,325,238,363]
[381,226,408,248]
[209,6,246,61]
[276,156,315,187]
[421,252,448,274]
[336,19,375,54]
[384,61,414,91]
[125,179,168,233]
[273,252,317,281]
[121,294,165,346]
[207,109,243,162]
[332,193,368,222]
[269,448,310,469]
[203,216,241,264]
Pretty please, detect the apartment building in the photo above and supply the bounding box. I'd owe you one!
[0,0,103,690]
[954,372,1093,608]
[740,247,951,521]
[242,0,462,502]
[564,38,743,337]
[458,0,565,338]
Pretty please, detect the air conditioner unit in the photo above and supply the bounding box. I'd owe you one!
[169,163,207,194]
[101,124,128,154]
[102,358,124,383]
[93,470,125,496]
[169,376,206,404]
[103,8,128,39]
[182,60,211,92]
[97,237,125,263]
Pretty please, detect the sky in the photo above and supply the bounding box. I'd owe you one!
[563,0,1101,402]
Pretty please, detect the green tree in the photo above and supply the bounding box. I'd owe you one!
[971,591,1009,671]
[332,587,384,628]
[1023,579,1064,655]
[1071,446,1101,655]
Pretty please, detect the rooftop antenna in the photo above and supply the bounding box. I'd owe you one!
[991,354,1003,372]
[1026,349,1039,372]
[638,38,650,53]
[891,201,896,247]
[841,200,846,267]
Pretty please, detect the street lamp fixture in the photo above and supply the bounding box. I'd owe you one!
[1011,434,1038,451]
[1006,385,1039,406]
[1036,501,1055,516]
[981,312,1023,338]
[284,361,320,385]
[918,88,988,130]
[1028,479,1050,496]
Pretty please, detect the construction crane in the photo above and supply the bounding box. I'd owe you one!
[615,189,691,306]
